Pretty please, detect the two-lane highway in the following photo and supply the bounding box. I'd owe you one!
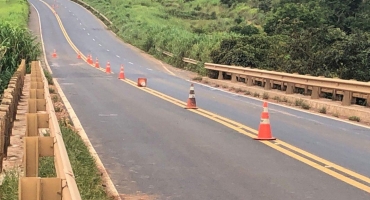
[29,0,370,199]
[43,0,370,179]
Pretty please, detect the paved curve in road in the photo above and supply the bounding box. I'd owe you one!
[29,0,370,199]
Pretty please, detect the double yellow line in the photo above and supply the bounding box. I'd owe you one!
[39,0,370,193]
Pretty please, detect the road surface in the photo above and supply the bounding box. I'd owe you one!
[28,0,370,199]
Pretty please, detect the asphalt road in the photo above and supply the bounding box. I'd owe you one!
[29,0,370,199]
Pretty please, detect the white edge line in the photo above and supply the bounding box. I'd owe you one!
[30,2,53,74]
[31,2,121,199]
[188,80,370,130]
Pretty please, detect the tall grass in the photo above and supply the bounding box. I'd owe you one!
[0,22,41,96]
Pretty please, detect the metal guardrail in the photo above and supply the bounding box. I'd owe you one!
[0,59,26,171]
[68,0,370,107]
[204,63,370,107]
[19,61,82,200]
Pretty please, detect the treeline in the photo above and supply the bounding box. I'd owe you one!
[212,0,370,81]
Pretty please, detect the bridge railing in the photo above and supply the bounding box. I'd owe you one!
[18,61,81,200]
[203,63,370,107]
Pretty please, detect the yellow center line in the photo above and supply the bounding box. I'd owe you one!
[40,0,370,193]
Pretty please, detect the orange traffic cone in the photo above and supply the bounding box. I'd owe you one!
[86,54,91,64]
[137,78,147,87]
[254,101,276,140]
[95,58,100,68]
[185,83,197,109]
[105,61,111,73]
[77,52,81,59]
[52,49,57,58]
[118,65,125,79]
[86,54,90,63]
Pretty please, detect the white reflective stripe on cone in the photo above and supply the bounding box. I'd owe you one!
[260,119,270,124]
[189,94,195,98]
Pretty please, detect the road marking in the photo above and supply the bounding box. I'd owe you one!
[99,44,102,46]
[93,39,95,41]
[107,49,109,51]
[83,27,85,30]
[157,59,175,76]
[116,55,120,58]
[40,0,370,193]
[147,68,152,71]
[98,114,118,117]
[87,33,90,35]
[124,78,370,192]
[128,62,133,65]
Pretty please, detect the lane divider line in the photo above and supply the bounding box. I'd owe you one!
[39,0,370,193]
[30,1,121,199]
[39,0,114,74]
[122,79,370,192]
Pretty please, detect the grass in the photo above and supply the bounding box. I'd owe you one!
[0,0,29,27]
[60,120,111,200]
[348,116,360,122]
[0,169,19,200]
[39,157,57,177]
[319,107,326,114]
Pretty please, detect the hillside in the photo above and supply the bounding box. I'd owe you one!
[81,0,370,81]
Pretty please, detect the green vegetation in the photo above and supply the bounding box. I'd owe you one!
[39,157,57,177]
[0,0,29,27]
[60,120,111,200]
[349,116,361,122]
[80,0,370,81]
[0,0,41,97]
[0,169,19,200]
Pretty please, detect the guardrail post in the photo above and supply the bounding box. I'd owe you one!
[264,79,271,90]
[24,137,54,177]
[332,89,337,101]
[30,89,45,99]
[28,99,46,113]
[246,76,253,86]
[286,83,294,94]
[218,71,223,80]
[367,95,370,107]
[19,177,62,200]
[26,113,49,137]
[231,74,237,83]
[311,86,320,99]
[342,91,352,106]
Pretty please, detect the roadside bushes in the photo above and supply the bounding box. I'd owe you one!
[0,23,41,96]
